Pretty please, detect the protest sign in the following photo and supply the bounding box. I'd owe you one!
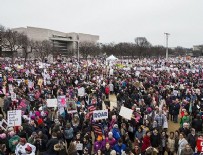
[8,84,13,93]
[47,99,58,107]
[76,143,83,150]
[57,96,67,107]
[7,110,22,127]
[78,87,85,96]
[67,100,77,113]
[28,81,34,88]
[0,119,8,131]
[11,92,16,101]
[119,106,133,120]
[196,137,203,152]
[93,109,108,121]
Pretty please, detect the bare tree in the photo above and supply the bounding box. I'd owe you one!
[33,40,53,62]
[79,41,97,59]
[134,37,151,57]
[21,36,35,64]
[0,28,25,62]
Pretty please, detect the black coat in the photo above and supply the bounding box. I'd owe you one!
[187,133,197,151]
[172,103,180,115]
[45,137,59,154]
[192,118,202,132]
[150,133,160,148]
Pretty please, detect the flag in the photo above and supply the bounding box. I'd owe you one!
[88,104,96,114]
[92,123,103,135]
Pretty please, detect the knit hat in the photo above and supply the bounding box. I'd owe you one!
[9,131,15,137]
[113,124,118,128]
[97,135,103,141]
[25,145,32,152]
[0,133,6,139]
[108,132,113,136]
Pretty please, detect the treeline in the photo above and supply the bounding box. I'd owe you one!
[0,24,192,63]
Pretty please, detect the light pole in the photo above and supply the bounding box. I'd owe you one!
[77,33,79,62]
[164,32,170,60]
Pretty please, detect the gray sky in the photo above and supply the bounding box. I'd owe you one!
[0,0,203,48]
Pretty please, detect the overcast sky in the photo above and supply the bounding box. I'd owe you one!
[0,0,203,48]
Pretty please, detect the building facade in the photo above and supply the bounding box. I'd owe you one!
[12,26,99,57]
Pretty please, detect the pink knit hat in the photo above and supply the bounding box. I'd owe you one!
[9,131,15,137]
[0,133,6,139]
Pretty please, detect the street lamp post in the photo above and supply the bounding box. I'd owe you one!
[77,33,79,62]
[164,32,170,60]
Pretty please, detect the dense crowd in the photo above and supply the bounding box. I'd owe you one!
[0,57,203,155]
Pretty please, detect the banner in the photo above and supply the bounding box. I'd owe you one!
[78,87,85,96]
[67,100,77,113]
[47,99,58,107]
[93,109,108,121]
[57,96,67,107]
[7,110,22,127]
[119,106,133,120]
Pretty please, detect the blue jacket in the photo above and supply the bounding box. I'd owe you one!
[113,143,126,155]
[112,128,121,141]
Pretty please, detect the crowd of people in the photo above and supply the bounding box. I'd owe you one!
[0,57,203,155]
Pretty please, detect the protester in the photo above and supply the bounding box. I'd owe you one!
[0,57,203,155]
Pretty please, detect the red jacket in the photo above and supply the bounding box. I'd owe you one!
[141,135,151,152]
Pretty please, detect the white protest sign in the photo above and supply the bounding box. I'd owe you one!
[78,87,85,96]
[119,106,133,120]
[76,143,83,150]
[8,84,13,93]
[109,69,114,75]
[47,99,58,107]
[7,110,22,126]
[93,109,108,121]
[11,92,16,101]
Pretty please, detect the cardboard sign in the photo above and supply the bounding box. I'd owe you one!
[93,109,108,120]
[76,143,83,150]
[11,92,16,101]
[196,137,203,152]
[47,99,58,107]
[78,87,85,96]
[7,110,22,127]
[67,100,77,113]
[57,96,67,107]
[0,119,8,131]
[8,84,13,93]
[119,106,133,120]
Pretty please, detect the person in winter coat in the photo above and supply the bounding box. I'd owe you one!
[187,128,197,152]
[172,99,180,123]
[141,131,151,153]
[113,139,126,155]
[8,131,20,154]
[180,144,194,155]
[104,132,117,148]
[112,124,121,141]
[94,135,104,154]
[178,133,188,155]
[67,142,78,155]
[15,138,36,155]
[191,114,203,132]
[150,129,160,149]
[44,132,59,155]
[105,85,110,99]
[167,132,175,155]
[103,142,112,155]
[64,123,74,147]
